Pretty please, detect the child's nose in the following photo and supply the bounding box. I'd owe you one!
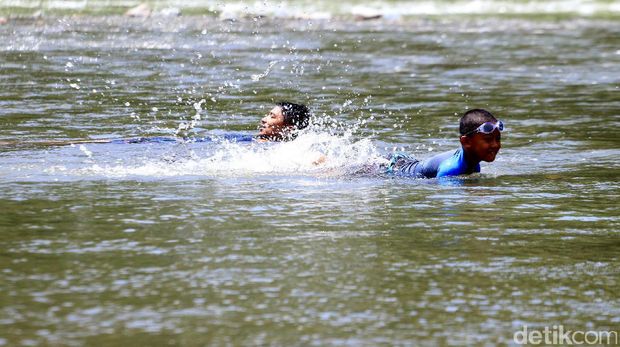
[491,139,501,150]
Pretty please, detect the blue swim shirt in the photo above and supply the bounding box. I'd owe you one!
[386,148,480,178]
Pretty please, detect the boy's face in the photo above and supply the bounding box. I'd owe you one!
[460,129,501,162]
[258,106,291,140]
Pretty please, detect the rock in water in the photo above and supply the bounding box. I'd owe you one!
[352,6,383,21]
[125,3,151,18]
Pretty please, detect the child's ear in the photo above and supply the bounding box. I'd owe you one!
[460,135,471,149]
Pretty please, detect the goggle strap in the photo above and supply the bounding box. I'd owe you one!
[464,120,504,136]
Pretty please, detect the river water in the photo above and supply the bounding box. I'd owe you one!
[1,1,619,346]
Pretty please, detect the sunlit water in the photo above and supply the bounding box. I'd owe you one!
[1,2,619,346]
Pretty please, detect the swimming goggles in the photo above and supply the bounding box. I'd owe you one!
[465,120,504,136]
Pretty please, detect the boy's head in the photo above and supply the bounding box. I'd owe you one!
[258,101,310,141]
[459,109,502,163]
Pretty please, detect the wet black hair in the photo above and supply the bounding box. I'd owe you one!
[459,109,498,136]
[277,101,311,130]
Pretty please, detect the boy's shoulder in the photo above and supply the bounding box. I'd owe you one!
[423,149,459,169]
[435,148,480,177]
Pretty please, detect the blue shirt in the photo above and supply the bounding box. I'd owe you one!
[386,148,480,178]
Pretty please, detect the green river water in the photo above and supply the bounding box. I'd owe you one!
[0,2,619,346]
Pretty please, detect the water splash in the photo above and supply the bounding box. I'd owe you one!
[251,61,279,82]
[59,130,385,180]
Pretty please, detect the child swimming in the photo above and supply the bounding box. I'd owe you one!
[0,101,311,147]
[385,109,503,178]
[117,101,311,144]
[257,102,311,142]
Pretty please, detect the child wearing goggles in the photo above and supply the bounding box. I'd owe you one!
[386,109,503,178]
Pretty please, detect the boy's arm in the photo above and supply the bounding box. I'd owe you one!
[312,154,327,166]
[434,153,463,178]
[435,152,479,177]
[436,164,461,178]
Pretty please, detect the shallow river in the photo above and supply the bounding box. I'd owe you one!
[1,1,619,346]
